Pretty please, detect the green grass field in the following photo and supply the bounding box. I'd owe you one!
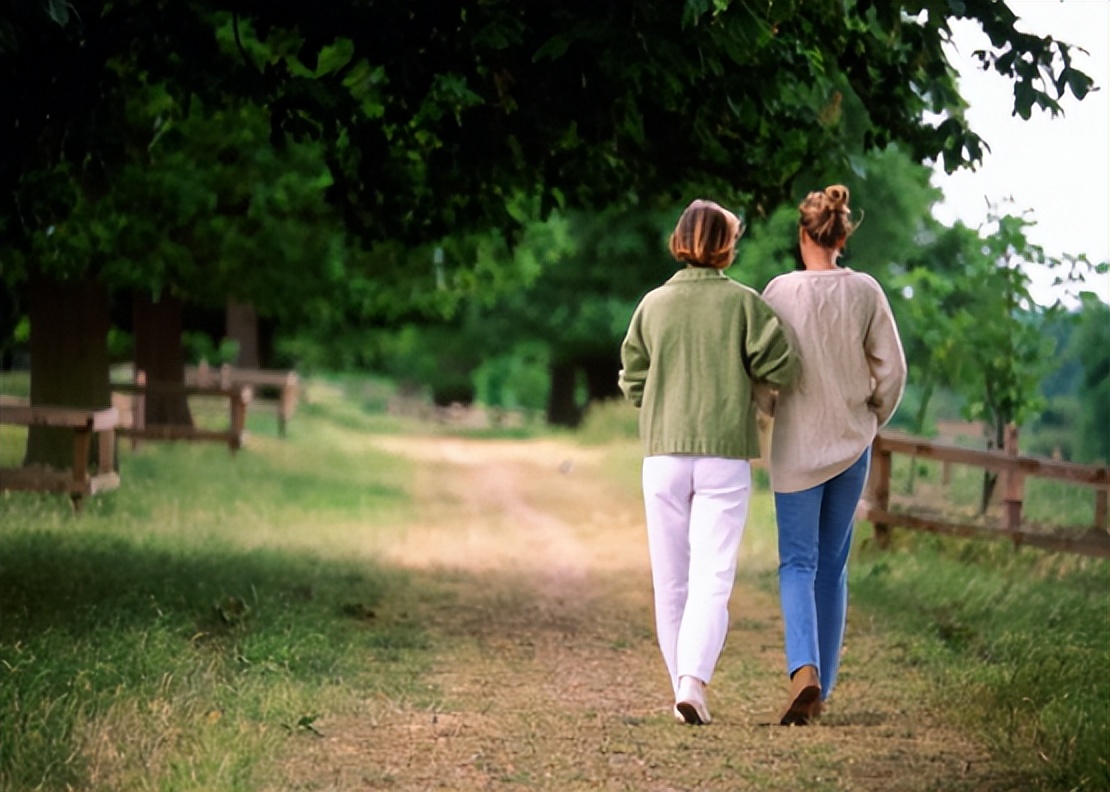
[1,374,1107,791]
[1,378,431,790]
[848,531,1109,791]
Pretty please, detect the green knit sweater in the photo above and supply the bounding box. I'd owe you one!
[619,267,798,459]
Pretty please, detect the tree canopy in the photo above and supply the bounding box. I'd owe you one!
[3,0,1095,278]
[0,0,1100,461]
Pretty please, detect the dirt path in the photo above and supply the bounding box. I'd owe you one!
[277,435,1007,791]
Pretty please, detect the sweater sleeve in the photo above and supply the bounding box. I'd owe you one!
[618,305,649,407]
[743,293,799,390]
[865,285,908,428]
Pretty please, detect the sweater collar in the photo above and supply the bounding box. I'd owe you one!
[666,267,730,284]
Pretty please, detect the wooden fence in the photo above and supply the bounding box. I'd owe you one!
[862,427,1109,557]
[112,371,252,452]
[186,363,299,436]
[0,405,121,508]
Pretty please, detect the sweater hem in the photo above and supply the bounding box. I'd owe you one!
[643,443,761,460]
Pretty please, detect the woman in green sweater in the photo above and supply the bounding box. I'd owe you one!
[619,199,798,724]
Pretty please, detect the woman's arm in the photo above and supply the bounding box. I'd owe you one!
[619,307,649,407]
[743,293,799,391]
[865,287,908,427]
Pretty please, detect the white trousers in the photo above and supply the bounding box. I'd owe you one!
[642,455,751,695]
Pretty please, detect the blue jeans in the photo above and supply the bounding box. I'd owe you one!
[774,449,870,700]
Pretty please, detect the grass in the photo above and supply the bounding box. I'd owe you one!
[891,454,1099,530]
[848,455,1110,792]
[0,379,433,791]
[873,446,1107,788]
[1,372,1107,791]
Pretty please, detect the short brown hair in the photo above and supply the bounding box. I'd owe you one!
[669,199,744,269]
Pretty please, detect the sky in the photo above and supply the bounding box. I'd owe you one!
[929,0,1109,305]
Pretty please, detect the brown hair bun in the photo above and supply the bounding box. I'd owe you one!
[799,184,857,249]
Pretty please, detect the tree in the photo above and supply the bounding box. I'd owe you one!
[891,221,982,437]
[915,210,1083,510]
[1067,295,1110,463]
[463,204,674,426]
[736,141,943,291]
[1,0,1096,464]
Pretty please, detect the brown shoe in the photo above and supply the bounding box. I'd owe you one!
[808,697,824,720]
[779,665,821,726]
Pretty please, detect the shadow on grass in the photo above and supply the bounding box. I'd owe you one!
[0,525,438,792]
[0,528,416,647]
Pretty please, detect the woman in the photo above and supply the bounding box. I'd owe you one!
[759,185,906,725]
[619,199,797,724]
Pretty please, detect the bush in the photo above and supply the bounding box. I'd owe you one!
[430,376,475,407]
[576,399,639,444]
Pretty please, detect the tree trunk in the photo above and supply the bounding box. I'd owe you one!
[226,299,259,368]
[979,416,1005,514]
[257,316,275,369]
[1,281,23,371]
[546,359,581,427]
[905,380,935,495]
[580,352,622,403]
[133,292,193,426]
[25,273,111,468]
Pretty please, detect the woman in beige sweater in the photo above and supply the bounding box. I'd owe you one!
[759,185,906,725]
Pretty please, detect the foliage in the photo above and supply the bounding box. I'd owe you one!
[892,208,1092,452]
[466,203,669,360]
[576,399,641,446]
[1026,297,1110,463]
[0,1,1101,455]
[946,211,1062,444]
[1067,295,1110,462]
[182,331,239,367]
[736,142,941,291]
[472,341,551,412]
[3,0,1096,291]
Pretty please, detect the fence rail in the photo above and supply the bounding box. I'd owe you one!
[862,427,1109,558]
[0,405,121,507]
[112,371,252,452]
[186,363,299,436]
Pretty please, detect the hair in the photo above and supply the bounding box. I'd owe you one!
[669,199,744,269]
[798,184,858,249]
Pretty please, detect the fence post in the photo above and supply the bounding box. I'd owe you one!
[1095,488,1108,535]
[131,370,146,450]
[70,419,93,511]
[1002,423,1024,547]
[229,386,251,452]
[97,423,116,475]
[278,372,298,438]
[869,437,892,549]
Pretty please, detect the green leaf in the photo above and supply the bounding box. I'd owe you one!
[1013,83,1034,119]
[682,0,711,28]
[44,0,68,26]
[533,35,569,62]
[1065,67,1093,101]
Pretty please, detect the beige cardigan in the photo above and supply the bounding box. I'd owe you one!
[759,268,907,493]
